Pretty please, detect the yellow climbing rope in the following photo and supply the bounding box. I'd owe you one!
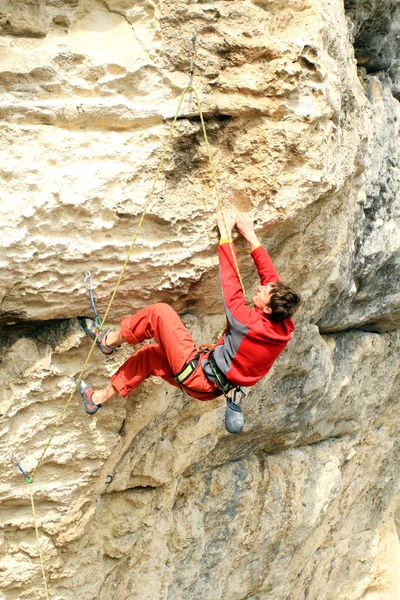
[19,40,245,599]
[29,484,49,599]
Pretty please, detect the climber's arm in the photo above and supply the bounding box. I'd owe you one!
[217,212,254,325]
[236,213,280,284]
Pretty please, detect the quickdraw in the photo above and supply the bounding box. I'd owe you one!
[84,271,103,331]
[13,456,33,484]
[188,32,197,86]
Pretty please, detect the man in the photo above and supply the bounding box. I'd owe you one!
[77,213,300,432]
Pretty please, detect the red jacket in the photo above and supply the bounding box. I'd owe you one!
[202,242,294,387]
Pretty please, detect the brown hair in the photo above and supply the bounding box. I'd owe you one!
[268,281,301,322]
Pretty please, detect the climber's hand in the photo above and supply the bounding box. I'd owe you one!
[236,212,261,249]
[235,212,255,238]
[217,211,236,239]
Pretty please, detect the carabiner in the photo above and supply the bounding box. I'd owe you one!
[83,272,103,331]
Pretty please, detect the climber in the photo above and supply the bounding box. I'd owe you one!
[77,212,300,426]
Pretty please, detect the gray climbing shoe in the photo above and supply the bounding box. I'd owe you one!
[78,317,118,356]
[77,378,102,415]
[225,399,244,434]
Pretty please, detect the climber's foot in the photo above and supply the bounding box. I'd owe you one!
[78,317,117,356]
[77,379,102,415]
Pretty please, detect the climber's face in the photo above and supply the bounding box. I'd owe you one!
[253,282,276,314]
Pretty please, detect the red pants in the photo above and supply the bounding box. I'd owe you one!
[111,303,221,401]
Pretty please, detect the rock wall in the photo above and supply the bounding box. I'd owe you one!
[0,1,399,599]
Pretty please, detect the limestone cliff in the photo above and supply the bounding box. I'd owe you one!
[0,1,399,599]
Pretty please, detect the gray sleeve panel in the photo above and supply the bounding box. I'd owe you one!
[214,325,249,375]
[217,262,250,376]
[216,265,250,376]
[201,318,249,381]
[219,263,246,330]
[201,327,246,382]
[201,357,217,383]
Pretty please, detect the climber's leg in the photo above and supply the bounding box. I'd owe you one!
[91,383,117,406]
[105,329,125,347]
[119,303,198,375]
[77,344,179,414]
[110,343,179,398]
[77,303,212,413]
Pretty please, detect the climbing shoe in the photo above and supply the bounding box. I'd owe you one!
[225,399,244,434]
[77,379,102,414]
[78,317,118,356]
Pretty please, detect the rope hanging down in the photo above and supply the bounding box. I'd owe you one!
[16,33,245,599]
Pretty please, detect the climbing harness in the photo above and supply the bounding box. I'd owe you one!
[174,350,246,433]
[16,32,246,599]
[207,351,236,393]
[173,351,220,398]
[174,354,200,385]
[84,271,103,331]
[206,353,246,433]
